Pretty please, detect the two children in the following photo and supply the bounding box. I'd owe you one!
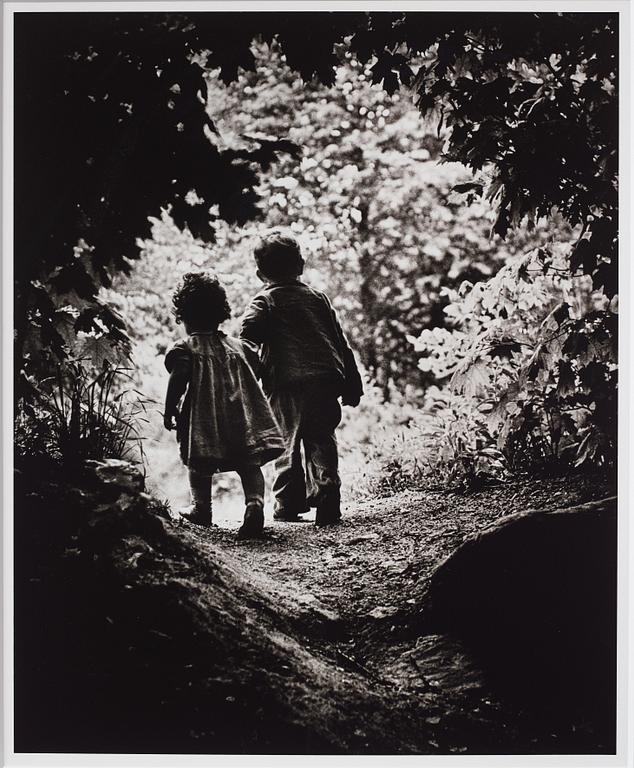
[164,233,363,538]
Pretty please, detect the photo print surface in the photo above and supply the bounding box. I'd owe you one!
[10,6,620,757]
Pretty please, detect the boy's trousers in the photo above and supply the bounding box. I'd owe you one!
[269,382,342,515]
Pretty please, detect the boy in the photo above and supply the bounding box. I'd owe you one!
[239,232,363,526]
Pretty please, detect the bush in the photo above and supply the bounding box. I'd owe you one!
[410,245,617,485]
[15,360,150,477]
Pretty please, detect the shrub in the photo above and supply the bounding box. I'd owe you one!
[15,360,150,476]
[410,245,617,484]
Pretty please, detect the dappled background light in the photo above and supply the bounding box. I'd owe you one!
[102,43,595,519]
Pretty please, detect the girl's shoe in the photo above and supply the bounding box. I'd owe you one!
[179,505,212,527]
[237,502,264,540]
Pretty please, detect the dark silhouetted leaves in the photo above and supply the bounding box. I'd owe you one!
[453,183,484,196]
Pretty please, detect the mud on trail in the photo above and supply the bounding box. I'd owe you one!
[14,465,615,755]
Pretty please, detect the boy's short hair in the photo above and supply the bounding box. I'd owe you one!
[172,272,231,328]
[253,232,304,281]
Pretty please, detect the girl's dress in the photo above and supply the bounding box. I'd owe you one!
[165,331,284,472]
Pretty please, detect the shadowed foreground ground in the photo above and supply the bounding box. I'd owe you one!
[14,464,616,754]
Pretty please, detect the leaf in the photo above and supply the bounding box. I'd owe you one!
[578,361,607,391]
[488,339,522,359]
[53,308,80,348]
[575,430,600,466]
[50,261,98,302]
[552,301,570,327]
[592,261,618,298]
[486,177,504,203]
[452,182,484,196]
[492,206,510,238]
[570,238,597,275]
[75,334,127,369]
[562,332,589,359]
[556,360,576,397]
[526,345,542,382]
[451,359,490,398]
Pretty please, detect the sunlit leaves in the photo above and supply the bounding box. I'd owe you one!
[413,241,617,471]
[410,12,617,294]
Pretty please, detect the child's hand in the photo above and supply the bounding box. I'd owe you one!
[163,410,178,431]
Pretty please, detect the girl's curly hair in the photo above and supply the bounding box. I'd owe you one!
[171,272,231,329]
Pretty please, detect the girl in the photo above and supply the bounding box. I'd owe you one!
[164,272,284,539]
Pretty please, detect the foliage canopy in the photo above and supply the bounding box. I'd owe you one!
[15,11,617,371]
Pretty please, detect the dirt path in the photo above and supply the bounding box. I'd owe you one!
[203,471,613,623]
[16,461,615,754]
[176,470,615,753]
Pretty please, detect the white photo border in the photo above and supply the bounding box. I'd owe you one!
[2,2,631,766]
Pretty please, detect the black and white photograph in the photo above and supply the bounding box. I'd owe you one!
[3,2,629,761]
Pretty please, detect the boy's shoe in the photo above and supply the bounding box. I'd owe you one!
[273,504,309,522]
[315,488,341,526]
[237,502,264,540]
[315,510,342,527]
[314,495,342,527]
[179,505,212,527]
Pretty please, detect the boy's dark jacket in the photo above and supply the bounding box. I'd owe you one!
[239,279,363,404]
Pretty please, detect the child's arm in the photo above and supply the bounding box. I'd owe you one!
[239,295,270,345]
[239,339,262,379]
[341,345,363,407]
[164,342,191,430]
[163,359,189,431]
[326,298,364,407]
